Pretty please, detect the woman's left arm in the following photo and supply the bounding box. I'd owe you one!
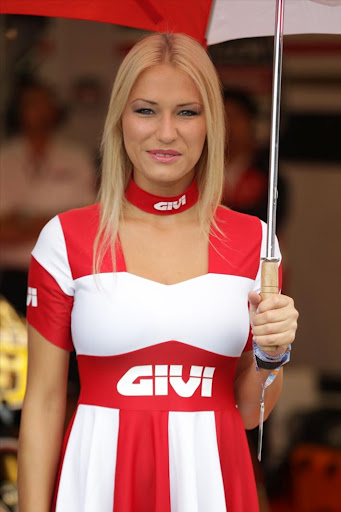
[234,291,299,429]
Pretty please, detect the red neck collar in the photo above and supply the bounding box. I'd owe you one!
[125,177,199,215]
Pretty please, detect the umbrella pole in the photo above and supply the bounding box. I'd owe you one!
[257,0,285,462]
[261,0,285,302]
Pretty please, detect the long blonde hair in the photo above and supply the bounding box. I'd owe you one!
[94,33,225,273]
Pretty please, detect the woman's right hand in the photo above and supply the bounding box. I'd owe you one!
[18,326,70,512]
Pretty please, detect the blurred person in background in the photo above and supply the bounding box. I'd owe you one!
[0,78,96,315]
[222,88,287,235]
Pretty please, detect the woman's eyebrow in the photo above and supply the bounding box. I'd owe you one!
[131,99,157,105]
[130,99,202,107]
[177,102,202,107]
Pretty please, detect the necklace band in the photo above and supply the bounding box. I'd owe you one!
[125,177,199,215]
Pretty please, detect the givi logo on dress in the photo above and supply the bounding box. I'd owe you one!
[117,365,215,397]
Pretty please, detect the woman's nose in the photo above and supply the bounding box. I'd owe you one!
[156,114,177,143]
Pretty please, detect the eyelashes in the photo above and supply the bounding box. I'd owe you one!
[134,108,201,117]
[178,110,200,117]
[134,108,154,115]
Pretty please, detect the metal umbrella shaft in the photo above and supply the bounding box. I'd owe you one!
[266,0,285,261]
[261,0,285,300]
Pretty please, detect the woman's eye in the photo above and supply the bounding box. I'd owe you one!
[178,110,199,117]
[135,108,154,115]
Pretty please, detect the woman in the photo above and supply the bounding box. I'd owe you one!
[18,33,298,512]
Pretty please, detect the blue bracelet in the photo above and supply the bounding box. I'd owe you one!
[253,340,291,369]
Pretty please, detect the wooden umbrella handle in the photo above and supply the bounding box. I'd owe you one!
[260,259,279,353]
[261,260,279,298]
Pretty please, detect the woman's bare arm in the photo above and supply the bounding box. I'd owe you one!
[18,325,70,512]
[234,350,283,429]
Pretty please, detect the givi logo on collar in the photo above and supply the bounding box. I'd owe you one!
[125,177,198,215]
[154,194,186,211]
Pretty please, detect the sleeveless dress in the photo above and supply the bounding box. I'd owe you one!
[26,203,281,512]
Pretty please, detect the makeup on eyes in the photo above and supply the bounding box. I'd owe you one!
[131,99,203,115]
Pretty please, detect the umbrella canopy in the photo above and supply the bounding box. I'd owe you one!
[1,0,340,45]
[207,0,341,44]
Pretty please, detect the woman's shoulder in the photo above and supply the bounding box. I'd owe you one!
[33,203,100,271]
[52,205,98,257]
[32,203,102,281]
[35,203,99,242]
[214,204,264,233]
[37,203,100,244]
[210,205,266,279]
[58,202,100,228]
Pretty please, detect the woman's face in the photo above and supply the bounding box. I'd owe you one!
[122,64,207,194]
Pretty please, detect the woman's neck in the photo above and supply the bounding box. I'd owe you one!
[123,175,200,226]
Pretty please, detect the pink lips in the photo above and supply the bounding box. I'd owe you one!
[147,149,181,164]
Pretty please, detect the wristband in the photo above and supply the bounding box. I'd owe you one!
[253,340,291,370]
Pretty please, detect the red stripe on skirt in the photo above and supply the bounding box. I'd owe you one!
[113,410,171,512]
[215,410,259,512]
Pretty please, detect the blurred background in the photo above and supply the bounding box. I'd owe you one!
[0,14,340,512]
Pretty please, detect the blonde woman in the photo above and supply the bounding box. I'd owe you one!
[18,33,298,512]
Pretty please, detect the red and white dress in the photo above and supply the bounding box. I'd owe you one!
[26,204,281,512]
